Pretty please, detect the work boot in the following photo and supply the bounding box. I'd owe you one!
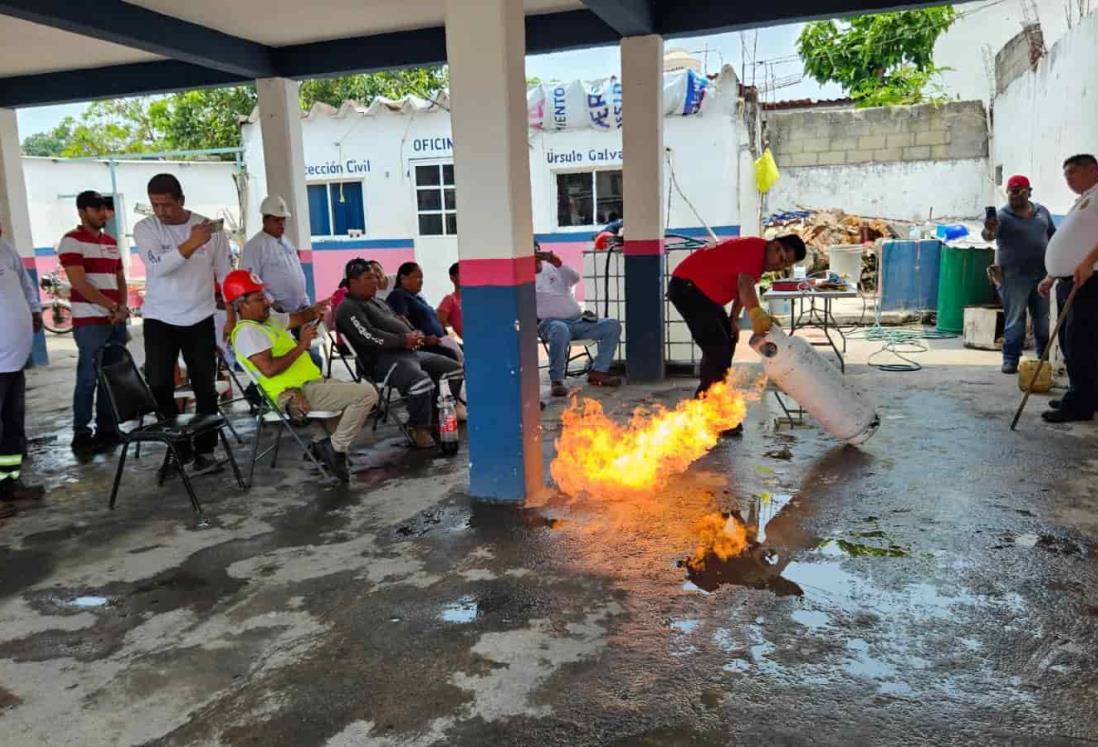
[191,453,223,476]
[71,431,97,454]
[0,478,45,502]
[410,426,436,449]
[587,371,622,387]
[93,431,123,452]
[1001,360,1019,374]
[315,438,350,482]
[1041,409,1094,423]
[551,381,568,397]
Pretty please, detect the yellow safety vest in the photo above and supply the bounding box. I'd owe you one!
[231,319,321,400]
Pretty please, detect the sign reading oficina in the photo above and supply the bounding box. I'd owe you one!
[545,147,624,165]
[305,159,371,177]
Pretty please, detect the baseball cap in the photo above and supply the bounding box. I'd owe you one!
[1006,174,1031,191]
[259,194,292,218]
[76,190,105,210]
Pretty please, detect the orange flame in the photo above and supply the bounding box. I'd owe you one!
[687,512,749,570]
[550,372,750,500]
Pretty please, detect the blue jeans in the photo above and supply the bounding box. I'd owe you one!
[999,269,1049,364]
[73,323,128,436]
[538,317,621,382]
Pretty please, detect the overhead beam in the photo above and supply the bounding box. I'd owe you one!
[656,0,958,38]
[578,0,655,36]
[0,0,275,78]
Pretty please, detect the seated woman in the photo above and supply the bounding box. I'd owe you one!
[386,262,463,362]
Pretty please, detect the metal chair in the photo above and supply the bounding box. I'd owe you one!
[323,325,361,382]
[95,343,246,518]
[236,363,342,486]
[538,336,596,378]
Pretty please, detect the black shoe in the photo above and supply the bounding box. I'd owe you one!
[1002,361,1019,374]
[0,478,45,502]
[720,423,745,438]
[315,438,350,482]
[551,381,568,397]
[93,431,123,451]
[71,431,97,453]
[1049,399,1062,410]
[191,453,223,475]
[1041,409,1094,423]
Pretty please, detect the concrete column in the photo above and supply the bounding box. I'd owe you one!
[255,78,315,300]
[445,0,542,502]
[0,109,46,366]
[621,35,665,381]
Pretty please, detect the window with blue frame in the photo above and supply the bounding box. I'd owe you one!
[307,181,365,237]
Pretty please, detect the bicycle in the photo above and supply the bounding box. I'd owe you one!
[39,269,74,334]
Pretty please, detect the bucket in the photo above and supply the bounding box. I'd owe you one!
[828,245,863,286]
[937,245,995,333]
[1017,359,1052,393]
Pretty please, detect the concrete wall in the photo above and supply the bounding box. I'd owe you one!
[767,100,988,167]
[934,0,1074,103]
[23,157,240,279]
[991,9,1098,215]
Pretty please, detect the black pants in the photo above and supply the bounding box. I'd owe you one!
[0,370,26,481]
[144,316,218,454]
[367,350,462,427]
[1057,277,1098,415]
[668,276,735,396]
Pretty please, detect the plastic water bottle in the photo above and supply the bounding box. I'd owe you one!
[437,389,459,456]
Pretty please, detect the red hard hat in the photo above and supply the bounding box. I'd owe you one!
[222,269,265,304]
[594,230,614,250]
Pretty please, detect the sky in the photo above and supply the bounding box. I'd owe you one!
[15,22,842,139]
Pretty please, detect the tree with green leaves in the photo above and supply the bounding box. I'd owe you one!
[797,7,957,108]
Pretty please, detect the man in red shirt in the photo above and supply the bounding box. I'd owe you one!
[668,233,806,403]
[58,191,129,454]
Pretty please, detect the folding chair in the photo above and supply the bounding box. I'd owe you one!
[96,343,246,519]
[539,336,596,378]
[237,364,342,487]
[324,324,361,382]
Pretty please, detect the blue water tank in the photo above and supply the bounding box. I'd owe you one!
[879,240,941,311]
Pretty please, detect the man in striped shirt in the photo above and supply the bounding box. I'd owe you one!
[58,190,129,454]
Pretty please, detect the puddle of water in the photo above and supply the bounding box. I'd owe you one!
[670,618,700,634]
[439,598,478,624]
[818,538,910,558]
[747,493,794,544]
[682,550,803,596]
[1014,532,1039,548]
[843,638,897,680]
[70,596,109,609]
[723,659,750,673]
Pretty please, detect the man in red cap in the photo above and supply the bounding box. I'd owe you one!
[223,270,376,482]
[982,174,1056,374]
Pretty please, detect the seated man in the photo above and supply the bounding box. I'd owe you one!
[535,242,621,397]
[335,258,463,449]
[223,270,377,482]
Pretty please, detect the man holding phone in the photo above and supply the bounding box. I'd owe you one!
[982,174,1056,374]
[133,173,232,476]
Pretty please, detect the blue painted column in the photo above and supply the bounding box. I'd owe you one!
[445,0,543,501]
[621,34,665,381]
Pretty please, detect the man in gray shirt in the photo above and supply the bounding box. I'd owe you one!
[982,174,1056,373]
[335,258,462,449]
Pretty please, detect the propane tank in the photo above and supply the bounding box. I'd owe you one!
[750,327,880,446]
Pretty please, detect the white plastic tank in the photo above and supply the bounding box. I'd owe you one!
[828,244,863,286]
[750,327,880,446]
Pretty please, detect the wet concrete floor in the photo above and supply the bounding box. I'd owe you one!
[2,336,1098,745]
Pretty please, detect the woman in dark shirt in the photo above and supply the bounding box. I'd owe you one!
[387,262,462,362]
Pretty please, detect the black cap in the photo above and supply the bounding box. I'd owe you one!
[76,190,105,210]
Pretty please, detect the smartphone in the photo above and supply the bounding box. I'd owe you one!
[307,317,322,328]
[207,218,225,232]
[984,206,997,221]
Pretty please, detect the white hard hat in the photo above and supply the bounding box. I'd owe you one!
[259,195,292,219]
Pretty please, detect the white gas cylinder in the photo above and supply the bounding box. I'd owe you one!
[750,327,880,445]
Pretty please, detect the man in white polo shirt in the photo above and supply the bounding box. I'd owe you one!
[133,173,232,474]
[1038,153,1098,423]
[58,190,129,454]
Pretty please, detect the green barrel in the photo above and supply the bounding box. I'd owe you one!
[936,246,995,333]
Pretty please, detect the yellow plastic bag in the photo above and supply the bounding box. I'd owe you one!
[754,148,780,194]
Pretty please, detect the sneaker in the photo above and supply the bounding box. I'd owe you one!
[410,426,436,449]
[1002,361,1019,374]
[587,371,622,387]
[0,478,45,502]
[551,381,568,397]
[191,453,223,475]
[71,431,97,453]
[1041,409,1094,423]
[315,438,350,482]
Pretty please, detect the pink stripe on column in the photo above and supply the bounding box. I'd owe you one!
[21,257,36,269]
[462,256,536,287]
[297,249,314,263]
[622,239,665,256]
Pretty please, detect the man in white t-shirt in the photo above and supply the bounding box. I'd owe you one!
[1038,153,1098,423]
[132,173,232,474]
